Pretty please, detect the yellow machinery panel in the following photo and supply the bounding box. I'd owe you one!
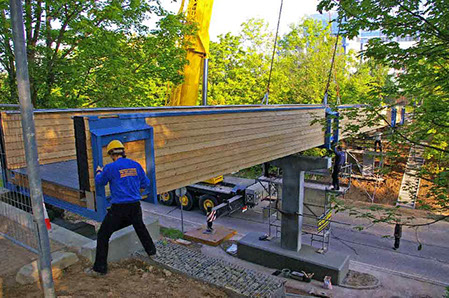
[203,175,224,185]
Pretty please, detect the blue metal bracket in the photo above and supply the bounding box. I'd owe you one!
[400,107,405,125]
[88,115,158,221]
[324,108,339,149]
[391,107,397,128]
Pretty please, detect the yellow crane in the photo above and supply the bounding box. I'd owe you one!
[168,0,214,106]
[160,0,222,209]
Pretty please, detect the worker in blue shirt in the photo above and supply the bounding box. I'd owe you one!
[87,140,156,276]
[331,145,346,191]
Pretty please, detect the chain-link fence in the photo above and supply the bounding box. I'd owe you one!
[0,108,40,253]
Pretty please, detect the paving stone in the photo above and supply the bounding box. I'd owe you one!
[137,241,285,297]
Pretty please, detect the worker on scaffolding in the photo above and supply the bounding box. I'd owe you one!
[331,145,346,191]
[86,140,157,276]
[374,130,383,152]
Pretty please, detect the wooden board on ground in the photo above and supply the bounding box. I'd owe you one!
[183,225,237,246]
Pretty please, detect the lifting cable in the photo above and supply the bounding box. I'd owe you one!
[323,18,341,106]
[262,0,284,105]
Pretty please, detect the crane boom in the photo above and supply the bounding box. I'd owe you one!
[169,0,214,106]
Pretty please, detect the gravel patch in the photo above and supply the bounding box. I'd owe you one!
[137,240,285,297]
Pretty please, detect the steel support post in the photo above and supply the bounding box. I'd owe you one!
[9,0,55,296]
[202,58,209,106]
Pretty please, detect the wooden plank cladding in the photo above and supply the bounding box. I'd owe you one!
[78,106,326,194]
[337,106,389,138]
[0,105,320,170]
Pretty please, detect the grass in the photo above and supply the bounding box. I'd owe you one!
[160,227,183,239]
[231,165,262,179]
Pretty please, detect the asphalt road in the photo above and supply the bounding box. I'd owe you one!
[142,201,449,285]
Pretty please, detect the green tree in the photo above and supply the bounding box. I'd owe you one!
[318,0,449,224]
[208,19,272,105]
[0,0,194,108]
[208,17,388,106]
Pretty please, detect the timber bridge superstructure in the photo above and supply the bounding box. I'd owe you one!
[0,104,403,221]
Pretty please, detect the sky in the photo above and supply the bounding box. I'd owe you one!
[159,0,321,41]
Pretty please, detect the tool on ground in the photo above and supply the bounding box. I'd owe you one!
[259,234,270,241]
[323,276,332,289]
[290,271,304,281]
[302,271,314,282]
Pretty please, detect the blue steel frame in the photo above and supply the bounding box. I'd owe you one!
[3,115,158,222]
[88,115,158,221]
[4,180,104,220]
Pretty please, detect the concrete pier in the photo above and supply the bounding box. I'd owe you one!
[238,155,350,284]
[273,155,331,251]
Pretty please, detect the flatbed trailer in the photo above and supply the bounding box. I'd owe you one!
[159,176,268,217]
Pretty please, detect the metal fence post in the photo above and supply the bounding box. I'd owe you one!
[9,0,55,296]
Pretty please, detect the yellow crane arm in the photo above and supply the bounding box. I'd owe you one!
[169,0,214,106]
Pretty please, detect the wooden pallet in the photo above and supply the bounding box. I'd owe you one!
[183,225,237,246]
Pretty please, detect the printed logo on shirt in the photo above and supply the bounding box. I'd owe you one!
[119,168,137,178]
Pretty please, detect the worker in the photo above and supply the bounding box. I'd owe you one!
[393,223,402,250]
[86,140,156,276]
[331,145,345,191]
[374,131,382,152]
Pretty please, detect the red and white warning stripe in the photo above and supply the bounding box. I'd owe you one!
[207,210,216,222]
[43,203,51,230]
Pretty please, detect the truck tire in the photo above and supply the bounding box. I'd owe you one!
[176,191,194,211]
[199,195,218,214]
[158,191,175,206]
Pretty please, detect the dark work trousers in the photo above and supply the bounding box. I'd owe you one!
[394,238,400,249]
[394,224,402,249]
[332,164,341,190]
[374,140,382,152]
[93,202,156,274]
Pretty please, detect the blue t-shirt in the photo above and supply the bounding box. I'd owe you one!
[334,149,346,166]
[95,157,150,204]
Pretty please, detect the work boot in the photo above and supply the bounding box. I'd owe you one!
[85,267,106,277]
[148,248,157,257]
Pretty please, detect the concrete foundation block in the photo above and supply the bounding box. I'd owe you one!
[81,216,160,263]
[237,232,349,285]
[48,224,92,249]
[16,251,79,285]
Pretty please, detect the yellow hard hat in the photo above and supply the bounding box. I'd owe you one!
[106,140,125,154]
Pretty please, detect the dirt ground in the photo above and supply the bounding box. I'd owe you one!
[342,270,379,288]
[342,141,409,206]
[2,257,228,298]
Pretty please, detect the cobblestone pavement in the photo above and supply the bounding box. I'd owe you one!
[137,241,285,297]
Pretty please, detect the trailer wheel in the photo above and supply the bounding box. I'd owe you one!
[176,191,194,211]
[158,191,175,206]
[199,195,218,214]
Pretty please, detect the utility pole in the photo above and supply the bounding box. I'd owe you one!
[9,0,55,296]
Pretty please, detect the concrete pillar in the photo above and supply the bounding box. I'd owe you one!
[280,167,304,251]
[273,155,331,252]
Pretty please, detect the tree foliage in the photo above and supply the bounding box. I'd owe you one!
[0,0,194,108]
[207,17,388,106]
[318,0,449,224]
